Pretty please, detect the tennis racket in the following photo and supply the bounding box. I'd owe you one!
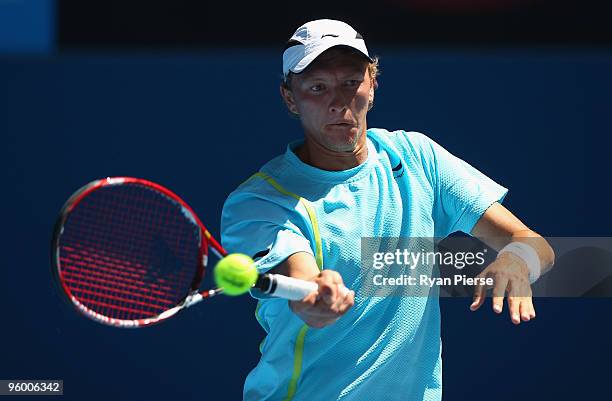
[51,177,325,328]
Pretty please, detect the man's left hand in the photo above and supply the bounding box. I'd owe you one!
[469,252,536,325]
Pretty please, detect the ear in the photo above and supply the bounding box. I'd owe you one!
[280,85,299,115]
[368,79,377,104]
[367,78,377,111]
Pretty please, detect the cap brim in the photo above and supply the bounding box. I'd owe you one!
[289,40,372,75]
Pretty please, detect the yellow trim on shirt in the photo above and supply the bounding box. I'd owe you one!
[248,171,322,401]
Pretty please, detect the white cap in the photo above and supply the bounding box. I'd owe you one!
[282,19,372,77]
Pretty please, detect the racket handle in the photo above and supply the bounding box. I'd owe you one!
[255,274,350,301]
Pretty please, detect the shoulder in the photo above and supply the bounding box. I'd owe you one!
[224,150,292,203]
[367,128,439,164]
[222,161,305,226]
[368,128,435,151]
[223,174,292,214]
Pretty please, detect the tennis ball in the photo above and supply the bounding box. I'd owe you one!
[214,253,258,296]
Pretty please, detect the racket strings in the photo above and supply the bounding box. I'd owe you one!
[61,246,176,305]
[59,183,201,321]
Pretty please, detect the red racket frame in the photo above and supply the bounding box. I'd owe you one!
[51,177,227,328]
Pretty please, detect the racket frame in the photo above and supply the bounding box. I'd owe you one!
[51,177,224,328]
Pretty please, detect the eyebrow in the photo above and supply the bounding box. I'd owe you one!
[301,68,365,81]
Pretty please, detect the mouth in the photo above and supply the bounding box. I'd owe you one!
[328,122,356,128]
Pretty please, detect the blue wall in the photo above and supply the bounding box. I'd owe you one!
[0,0,54,54]
[2,49,611,400]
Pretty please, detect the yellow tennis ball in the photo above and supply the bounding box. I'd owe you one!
[214,253,258,296]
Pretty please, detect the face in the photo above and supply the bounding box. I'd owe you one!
[281,48,375,153]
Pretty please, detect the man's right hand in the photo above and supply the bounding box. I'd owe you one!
[270,252,355,328]
[289,269,355,328]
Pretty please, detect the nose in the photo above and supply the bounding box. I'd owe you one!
[328,88,348,114]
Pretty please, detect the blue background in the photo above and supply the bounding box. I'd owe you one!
[2,49,611,400]
[0,0,54,54]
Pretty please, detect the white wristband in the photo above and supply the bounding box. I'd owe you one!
[498,242,541,284]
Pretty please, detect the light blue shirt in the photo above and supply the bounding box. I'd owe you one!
[221,129,507,401]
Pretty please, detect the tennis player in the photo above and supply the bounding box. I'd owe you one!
[221,19,555,401]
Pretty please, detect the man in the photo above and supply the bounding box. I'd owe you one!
[221,19,554,401]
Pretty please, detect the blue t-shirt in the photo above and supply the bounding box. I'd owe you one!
[221,129,508,401]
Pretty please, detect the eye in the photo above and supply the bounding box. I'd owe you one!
[310,84,325,92]
[345,79,361,86]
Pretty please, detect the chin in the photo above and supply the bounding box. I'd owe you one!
[325,137,360,152]
[334,128,363,150]
[326,143,356,152]
[325,125,358,142]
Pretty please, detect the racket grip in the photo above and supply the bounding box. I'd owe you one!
[256,274,351,301]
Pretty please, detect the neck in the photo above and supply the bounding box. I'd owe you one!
[295,130,369,171]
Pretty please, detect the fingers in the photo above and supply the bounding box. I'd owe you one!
[317,270,354,308]
[519,297,536,322]
[470,275,488,311]
[470,257,538,324]
[507,273,535,324]
[507,296,537,325]
[316,269,343,305]
[301,289,318,306]
[336,285,355,314]
[294,269,354,328]
[325,285,354,315]
[507,295,521,325]
[288,290,317,314]
[491,275,509,314]
[489,276,536,325]
[338,284,350,298]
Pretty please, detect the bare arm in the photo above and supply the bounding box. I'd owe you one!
[469,202,555,324]
[471,202,555,273]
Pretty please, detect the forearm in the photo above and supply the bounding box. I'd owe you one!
[269,251,321,280]
[472,202,555,277]
[509,229,555,276]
